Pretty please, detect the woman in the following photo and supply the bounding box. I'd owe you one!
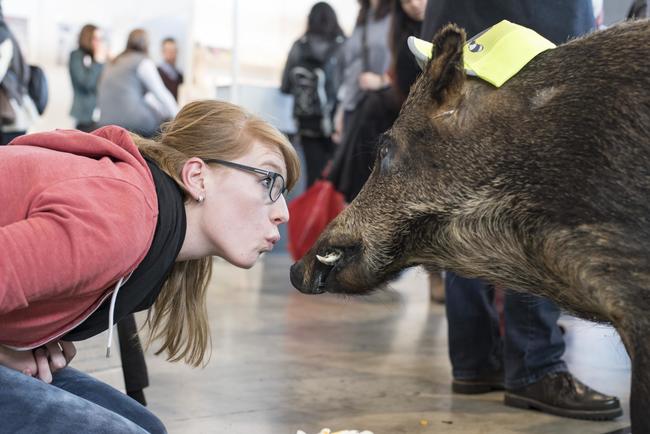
[329,0,424,202]
[98,28,178,138]
[69,24,105,132]
[0,99,300,433]
[280,2,345,187]
[333,0,392,141]
[388,0,426,104]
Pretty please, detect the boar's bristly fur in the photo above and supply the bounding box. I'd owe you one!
[290,20,650,430]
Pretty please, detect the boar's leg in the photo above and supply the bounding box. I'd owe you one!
[629,340,650,432]
[615,320,650,432]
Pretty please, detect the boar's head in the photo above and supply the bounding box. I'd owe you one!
[290,21,647,298]
[291,24,488,295]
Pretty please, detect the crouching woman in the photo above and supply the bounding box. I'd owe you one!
[0,99,299,433]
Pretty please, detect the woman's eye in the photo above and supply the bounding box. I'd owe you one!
[261,176,272,188]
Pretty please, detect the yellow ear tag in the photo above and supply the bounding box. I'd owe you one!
[407,20,556,88]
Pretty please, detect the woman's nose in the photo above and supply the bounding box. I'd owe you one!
[271,195,290,225]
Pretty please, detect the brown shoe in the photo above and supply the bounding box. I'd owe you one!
[504,372,622,420]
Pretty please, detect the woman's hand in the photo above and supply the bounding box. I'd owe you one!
[40,341,77,383]
[332,107,344,144]
[0,341,76,383]
[358,72,389,91]
[0,344,38,377]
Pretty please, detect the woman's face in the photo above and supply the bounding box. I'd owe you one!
[201,140,290,269]
[92,29,103,53]
[400,0,427,22]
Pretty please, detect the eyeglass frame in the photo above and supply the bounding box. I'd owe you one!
[202,158,287,203]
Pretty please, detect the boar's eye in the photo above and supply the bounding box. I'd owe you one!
[379,144,391,173]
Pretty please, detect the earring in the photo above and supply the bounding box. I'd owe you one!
[197,195,205,203]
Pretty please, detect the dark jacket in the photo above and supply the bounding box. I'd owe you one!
[157,63,183,101]
[421,0,595,45]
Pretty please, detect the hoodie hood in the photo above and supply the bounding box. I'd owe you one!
[9,126,157,211]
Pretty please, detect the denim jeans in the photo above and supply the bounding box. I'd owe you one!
[0,365,166,433]
[445,272,567,389]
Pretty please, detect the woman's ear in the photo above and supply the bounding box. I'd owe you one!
[181,158,206,202]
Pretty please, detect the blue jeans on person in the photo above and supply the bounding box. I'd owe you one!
[445,272,567,389]
[0,364,166,433]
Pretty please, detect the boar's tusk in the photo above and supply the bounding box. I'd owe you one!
[316,251,342,266]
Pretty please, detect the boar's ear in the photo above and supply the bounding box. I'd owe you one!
[428,24,466,103]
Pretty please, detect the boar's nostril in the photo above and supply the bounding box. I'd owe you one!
[316,249,343,266]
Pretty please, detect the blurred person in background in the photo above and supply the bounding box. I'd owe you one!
[386,0,426,104]
[327,0,392,201]
[98,28,178,138]
[69,24,105,132]
[333,0,392,144]
[281,1,346,187]
[0,2,38,145]
[157,37,183,102]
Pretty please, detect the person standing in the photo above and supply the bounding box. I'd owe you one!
[98,28,178,138]
[69,24,105,132]
[281,2,345,187]
[328,0,392,201]
[157,37,183,102]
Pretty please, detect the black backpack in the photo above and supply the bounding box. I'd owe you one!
[27,64,48,115]
[290,60,328,120]
[288,39,341,136]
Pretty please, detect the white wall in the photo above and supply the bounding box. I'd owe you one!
[3,0,193,130]
[2,0,359,131]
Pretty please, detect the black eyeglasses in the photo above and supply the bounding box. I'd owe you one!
[203,159,287,203]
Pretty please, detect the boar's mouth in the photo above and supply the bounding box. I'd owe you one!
[290,245,363,295]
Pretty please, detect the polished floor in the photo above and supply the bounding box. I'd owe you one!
[74,254,632,434]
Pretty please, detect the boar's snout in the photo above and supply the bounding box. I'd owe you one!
[290,242,364,295]
[289,260,319,294]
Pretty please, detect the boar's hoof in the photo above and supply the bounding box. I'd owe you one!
[316,249,343,266]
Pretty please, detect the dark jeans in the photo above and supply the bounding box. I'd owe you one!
[445,272,567,389]
[0,364,166,433]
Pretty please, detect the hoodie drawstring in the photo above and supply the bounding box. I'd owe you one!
[105,272,133,358]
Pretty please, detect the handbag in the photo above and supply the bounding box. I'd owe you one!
[287,179,346,261]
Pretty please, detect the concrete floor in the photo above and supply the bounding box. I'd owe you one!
[73,254,632,434]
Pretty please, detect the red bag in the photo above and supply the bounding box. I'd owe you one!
[287,180,346,261]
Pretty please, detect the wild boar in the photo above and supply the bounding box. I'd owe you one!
[290,20,650,431]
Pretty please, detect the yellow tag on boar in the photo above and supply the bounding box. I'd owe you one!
[408,20,556,87]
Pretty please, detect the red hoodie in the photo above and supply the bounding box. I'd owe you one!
[0,126,158,349]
